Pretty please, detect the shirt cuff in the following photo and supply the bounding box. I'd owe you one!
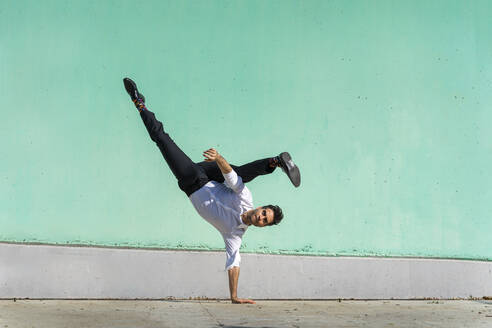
[223,170,238,186]
[225,264,240,271]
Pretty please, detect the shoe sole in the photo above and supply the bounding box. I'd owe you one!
[279,152,301,187]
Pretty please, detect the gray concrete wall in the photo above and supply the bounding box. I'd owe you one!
[1,243,491,299]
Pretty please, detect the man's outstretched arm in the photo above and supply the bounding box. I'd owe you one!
[228,266,256,304]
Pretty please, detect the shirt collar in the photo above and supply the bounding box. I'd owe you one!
[237,216,249,230]
[237,223,248,230]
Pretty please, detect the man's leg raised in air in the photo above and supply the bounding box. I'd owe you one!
[197,153,301,187]
[197,158,275,183]
[123,78,208,196]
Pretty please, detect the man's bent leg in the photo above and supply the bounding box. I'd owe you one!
[140,110,207,196]
[234,158,276,183]
[197,158,276,184]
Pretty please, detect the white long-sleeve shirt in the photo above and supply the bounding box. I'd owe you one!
[189,169,253,270]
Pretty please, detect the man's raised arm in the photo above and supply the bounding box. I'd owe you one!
[203,148,244,193]
[203,148,232,173]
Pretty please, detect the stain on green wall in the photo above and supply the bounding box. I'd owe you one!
[1,0,491,260]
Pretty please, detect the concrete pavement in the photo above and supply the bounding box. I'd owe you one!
[1,299,492,327]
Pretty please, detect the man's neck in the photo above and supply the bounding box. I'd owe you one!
[241,211,252,226]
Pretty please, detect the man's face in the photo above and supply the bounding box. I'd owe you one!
[251,206,275,227]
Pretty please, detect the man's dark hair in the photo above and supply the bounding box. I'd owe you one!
[263,205,283,226]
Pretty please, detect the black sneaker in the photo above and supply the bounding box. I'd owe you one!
[278,152,301,187]
[123,77,145,102]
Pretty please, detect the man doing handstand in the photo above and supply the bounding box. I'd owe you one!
[123,78,301,304]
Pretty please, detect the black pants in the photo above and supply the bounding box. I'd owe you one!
[140,110,275,196]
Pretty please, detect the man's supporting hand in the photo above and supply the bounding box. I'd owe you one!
[228,266,256,305]
[232,298,256,304]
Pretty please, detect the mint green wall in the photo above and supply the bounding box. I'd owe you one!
[1,0,491,260]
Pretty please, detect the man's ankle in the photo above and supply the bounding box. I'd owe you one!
[268,157,280,168]
[133,99,146,112]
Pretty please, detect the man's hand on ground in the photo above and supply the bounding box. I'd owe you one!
[231,298,256,304]
[203,148,220,162]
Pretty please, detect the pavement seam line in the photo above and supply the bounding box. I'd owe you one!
[199,302,224,327]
